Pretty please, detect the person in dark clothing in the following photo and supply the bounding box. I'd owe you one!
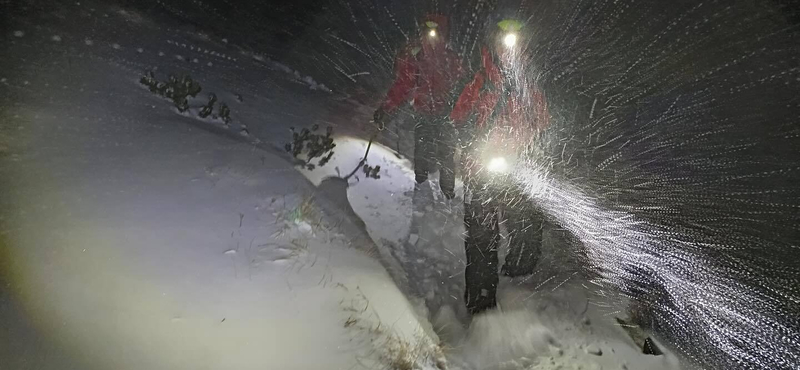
[450,19,552,315]
[373,14,464,199]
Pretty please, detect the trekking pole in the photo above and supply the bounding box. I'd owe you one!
[343,122,380,181]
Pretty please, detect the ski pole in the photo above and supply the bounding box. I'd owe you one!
[344,128,378,181]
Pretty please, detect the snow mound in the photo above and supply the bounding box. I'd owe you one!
[0,30,437,368]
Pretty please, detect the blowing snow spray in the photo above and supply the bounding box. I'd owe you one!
[509,162,800,369]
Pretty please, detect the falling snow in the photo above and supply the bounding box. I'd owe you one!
[1,0,798,370]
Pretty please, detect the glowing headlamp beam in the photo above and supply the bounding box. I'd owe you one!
[503,33,517,48]
[428,29,437,37]
[487,157,509,173]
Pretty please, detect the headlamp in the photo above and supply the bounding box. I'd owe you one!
[487,156,509,173]
[425,20,438,38]
[497,19,523,49]
[503,33,517,48]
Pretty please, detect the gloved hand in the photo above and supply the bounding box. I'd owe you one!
[373,108,387,131]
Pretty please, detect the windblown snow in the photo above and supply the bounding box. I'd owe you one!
[2,1,797,370]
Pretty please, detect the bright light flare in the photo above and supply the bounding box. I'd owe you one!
[428,29,436,37]
[487,157,509,173]
[503,33,517,48]
[510,163,800,370]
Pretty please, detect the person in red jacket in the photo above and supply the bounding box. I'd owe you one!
[450,19,551,315]
[373,14,464,199]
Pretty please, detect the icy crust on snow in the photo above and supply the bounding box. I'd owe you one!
[297,136,417,243]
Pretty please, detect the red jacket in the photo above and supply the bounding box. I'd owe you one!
[380,42,464,116]
[451,47,550,140]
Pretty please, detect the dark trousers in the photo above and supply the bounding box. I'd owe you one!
[463,177,546,315]
[413,115,456,198]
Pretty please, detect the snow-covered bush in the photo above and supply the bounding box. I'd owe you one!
[139,71,202,113]
[139,71,232,125]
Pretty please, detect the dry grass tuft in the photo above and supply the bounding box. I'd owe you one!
[338,285,448,370]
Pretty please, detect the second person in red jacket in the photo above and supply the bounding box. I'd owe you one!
[374,14,464,199]
[450,19,551,315]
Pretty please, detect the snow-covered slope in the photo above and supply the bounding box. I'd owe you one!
[299,135,684,370]
[1,4,442,370]
[1,62,442,370]
[2,2,685,370]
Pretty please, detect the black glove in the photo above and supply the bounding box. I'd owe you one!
[373,108,387,131]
